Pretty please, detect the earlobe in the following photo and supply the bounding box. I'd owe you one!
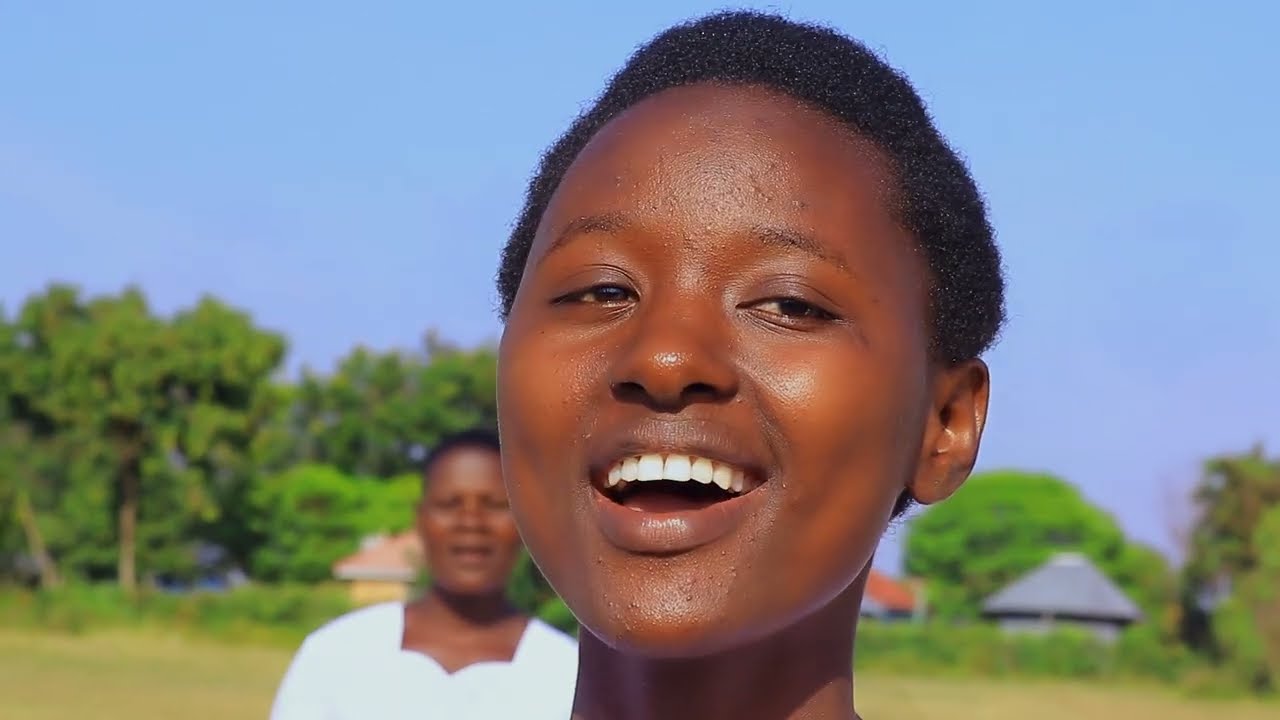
[908,359,990,506]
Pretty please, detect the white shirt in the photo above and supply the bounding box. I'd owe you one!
[270,602,579,720]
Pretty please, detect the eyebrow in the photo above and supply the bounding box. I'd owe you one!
[750,225,847,270]
[542,212,847,270]
[544,212,632,258]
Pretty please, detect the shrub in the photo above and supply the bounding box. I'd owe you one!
[0,583,352,645]
[855,620,1199,683]
[536,597,577,637]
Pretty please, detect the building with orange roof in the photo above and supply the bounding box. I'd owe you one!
[331,531,424,605]
[860,569,924,621]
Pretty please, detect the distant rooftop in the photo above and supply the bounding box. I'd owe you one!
[332,531,422,582]
[982,552,1143,622]
[864,569,918,614]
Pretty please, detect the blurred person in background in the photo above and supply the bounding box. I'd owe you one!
[269,428,578,719]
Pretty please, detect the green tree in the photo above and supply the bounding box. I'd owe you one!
[262,332,497,478]
[0,424,64,588]
[0,286,105,582]
[1109,541,1182,638]
[1183,448,1280,597]
[248,464,417,582]
[1242,505,1280,687]
[361,472,422,536]
[1208,502,1280,692]
[36,288,180,589]
[506,549,557,615]
[903,470,1175,623]
[0,309,64,587]
[1179,448,1280,661]
[165,297,289,574]
[4,285,285,590]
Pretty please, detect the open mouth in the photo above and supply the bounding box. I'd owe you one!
[448,545,496,562]
[597,453,762,513]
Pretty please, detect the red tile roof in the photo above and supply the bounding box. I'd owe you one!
[332,531,423,582]
[865,569,918,613]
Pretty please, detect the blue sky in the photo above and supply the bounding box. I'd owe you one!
[2,1,1277,571]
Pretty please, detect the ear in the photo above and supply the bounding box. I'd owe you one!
[908,358,990,505]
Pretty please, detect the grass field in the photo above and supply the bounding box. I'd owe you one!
[1,629,1275,719]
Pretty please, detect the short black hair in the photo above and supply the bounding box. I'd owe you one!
[497,10,1006,365]
[422,427,501,480]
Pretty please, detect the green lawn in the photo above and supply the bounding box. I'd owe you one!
[856,673,1276,720]
[0,629,285,719]
[1,629,1274,719]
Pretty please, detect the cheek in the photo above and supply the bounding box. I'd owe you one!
[499,322,597,463]
[497,323,598,578]
[494,515,524,548]
[422,519,452,565]
[746,339,927,590]
[749,336,925,459]
[420,514,449,543]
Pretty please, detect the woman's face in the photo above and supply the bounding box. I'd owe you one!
[418,446,523,596]
[498,84,988,657]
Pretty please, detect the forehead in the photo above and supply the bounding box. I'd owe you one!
[535,83,903,264]
[427,446,505,494]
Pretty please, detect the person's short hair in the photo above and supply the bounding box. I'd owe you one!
[497,10,1006,365]
[422,427,501,480]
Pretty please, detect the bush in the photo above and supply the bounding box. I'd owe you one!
[247,465,418,583]
[1210,593,1277,694]
[0,584,147,634]
[1115,624,1193,682]
[0,583,352,645]
[536,597,578,637]
[855,620,1198,683]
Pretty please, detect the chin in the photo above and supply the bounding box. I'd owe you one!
[581,605,761,660]
[436,577,505,597]
[568,568,766,660]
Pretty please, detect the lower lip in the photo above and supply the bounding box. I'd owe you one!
[450,549,493,564]
[591,485,768,555]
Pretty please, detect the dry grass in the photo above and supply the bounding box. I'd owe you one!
[1,629,1274,719]
[856,673,1276,719]
[0,629,286,719]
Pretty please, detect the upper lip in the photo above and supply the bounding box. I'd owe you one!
[448,541,495,554]
[586,417,770,488]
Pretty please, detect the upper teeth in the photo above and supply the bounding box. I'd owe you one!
[606,453,746,493]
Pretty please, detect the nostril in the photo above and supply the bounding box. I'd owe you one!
[610,379,735,411]
[682,382,720,400]
[612,381,649,404]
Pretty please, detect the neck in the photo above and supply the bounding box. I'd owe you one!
[571,581,866,720]
[409,584,520,628]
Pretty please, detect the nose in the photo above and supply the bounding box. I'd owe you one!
[609,300,739,411]
[453,498,491,532]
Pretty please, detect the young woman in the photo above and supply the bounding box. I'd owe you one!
[495,11,1005,720]
[270,429,578,719]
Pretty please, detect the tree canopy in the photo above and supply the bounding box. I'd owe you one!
[0,285,495,589]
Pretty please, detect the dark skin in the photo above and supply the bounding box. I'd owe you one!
[400,445,529,674]
[498,83,989,719]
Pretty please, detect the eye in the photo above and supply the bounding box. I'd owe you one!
[432,496,462,510]
[752,297,838,322]
[553,284,635,306]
